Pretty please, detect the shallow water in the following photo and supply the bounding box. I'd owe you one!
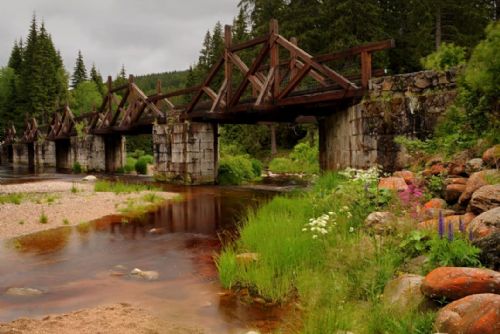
[0,168,287,333]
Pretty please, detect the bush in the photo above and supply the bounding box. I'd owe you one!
[421,43,466,71]
[129,149,145,159]
[217,155,256,185]
[72,162,82,174]
[135,158,148,175]
[124,157,137,173]
[268,141,319,174]
[250,158,263,177]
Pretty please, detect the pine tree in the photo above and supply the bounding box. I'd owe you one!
[90,63,105,96]
[118,64,127,79]
[198,31,212,71]
[209,22,224,66]
[8,40,23,72]
[233,7,249,43]
[71,50,88,88]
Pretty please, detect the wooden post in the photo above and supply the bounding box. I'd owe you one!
[361,51,372,89]
[290,37,298,79]
[224,25,233,110]
[156,79,162,94]
[270,19,280,100]
[270,124,277,156]
[107,76,113,115]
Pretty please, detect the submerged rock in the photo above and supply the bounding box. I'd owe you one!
[129,268,159,281]
[435,293,500,334]
[5,287,44,296]
[421,267,500,300]
[82,175,97,182]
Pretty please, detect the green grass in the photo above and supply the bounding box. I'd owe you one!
[39,211,48,224]
[216,172,437,333]
[0,193,24,205]
[94,181,161,194]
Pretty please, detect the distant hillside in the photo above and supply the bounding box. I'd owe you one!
[134,70,189,96]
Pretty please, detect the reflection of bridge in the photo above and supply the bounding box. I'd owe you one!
[0,20,395,183]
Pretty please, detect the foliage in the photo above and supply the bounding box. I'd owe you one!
[129,149,146,159]
[124,157,137,173]
[421,43,466,71]
[217,155,258,185]
[94,181,160,194]
[250,158,263,177]
[135,155,153,175]
[71,50,88,89]
[69,81,102,116]
[427,234,481,269]
[126,135,153,156]
[399,230,432,258]
[268,141,319,174]
[72,162,82,174]
[39,211,48,224]
[427,175,445,198]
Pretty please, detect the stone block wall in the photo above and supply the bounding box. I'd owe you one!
[153,122,218,184]
[12,144,28,165]
[35,141,56,167]
[320,69,458,172]
[70,135,106,172]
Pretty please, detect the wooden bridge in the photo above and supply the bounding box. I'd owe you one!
[1,19,393,143]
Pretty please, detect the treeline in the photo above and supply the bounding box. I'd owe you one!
[0,16,68,133]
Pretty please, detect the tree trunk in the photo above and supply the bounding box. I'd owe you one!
[435,6,442,49]
[270,124,277,156]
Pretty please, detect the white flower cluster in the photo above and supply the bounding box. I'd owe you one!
[303,212,335,239]
[339,166,381,183]
[339,205,353,219]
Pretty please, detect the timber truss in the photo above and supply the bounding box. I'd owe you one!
[2,19,393,142]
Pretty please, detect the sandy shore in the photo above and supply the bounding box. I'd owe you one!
[0,303,204,334]
[0,180,176,241]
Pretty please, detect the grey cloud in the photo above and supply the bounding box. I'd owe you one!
[0,0,239,76]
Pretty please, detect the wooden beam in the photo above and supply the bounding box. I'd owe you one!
[229,35,269,52]
[276,35,356,90]
[225,25,233,108]
[227,52,264,92]
[278,63,311,100]
[361,51,372,89]
[255,67,274,106]
[270,19,280,99]
[186,57,224,113]
[290,37,298,79]
[211,79,227,112]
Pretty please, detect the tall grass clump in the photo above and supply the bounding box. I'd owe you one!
[217,155,260,185]
[94,181,160,194]
[0,193,24,205]
[217,168,439,333]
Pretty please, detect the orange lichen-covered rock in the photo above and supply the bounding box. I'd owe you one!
[435,293,500,334]
[459,170,498,206]
[421,267,500,300]
[424,198,447,209]
[393,170,415,185]
[378,177,408,192]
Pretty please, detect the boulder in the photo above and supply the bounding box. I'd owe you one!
[423,163,446,176]
[447,177,468,185]
[129,268,159,281]
[465,158,485,175]
[364,211,397,234]
[445,184,466,203]
[473,231,500,270]
[424,198,447,209]
[82,175,97,182]
[448,163,466,176]
[435,293,500,334]
[382,274,435,312]
[421,267,500,300]
[236,253,259,266]
[5,287,44,296]
[393,170,415,185]
[482,144,500,167]
[458,170,498,206]
[468,207,500,240]
[378,177,408,192]
[469,184,500,214]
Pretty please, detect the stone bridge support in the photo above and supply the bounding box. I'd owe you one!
[0,144,14,164]
[153,122,218,184]
[319,69,458,172]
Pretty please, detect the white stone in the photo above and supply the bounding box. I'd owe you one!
[82,175,97,182]
[5,287,44,296]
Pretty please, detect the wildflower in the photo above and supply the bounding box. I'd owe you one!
[438,211,444,239]
[347,212,353,219]
[302,228,307,232]
[448,222,454,241]
[312,235,318,239]
[469,228,474,241]
[349,227,354,233]
[459,217,465,233]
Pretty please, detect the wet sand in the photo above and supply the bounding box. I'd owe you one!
[0,180,176,241]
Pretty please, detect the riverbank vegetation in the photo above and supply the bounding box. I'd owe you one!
[217,168,484,333]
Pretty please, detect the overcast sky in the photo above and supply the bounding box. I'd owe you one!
[0,0,239,77]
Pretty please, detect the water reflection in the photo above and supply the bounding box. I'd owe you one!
[0,186,280,333]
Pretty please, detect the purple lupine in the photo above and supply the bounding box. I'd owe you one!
[469,228,474,241]
[448,222,454,241]
[459,217,465,233]
[438,210,445,239]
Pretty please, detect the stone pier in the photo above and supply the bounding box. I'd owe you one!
[319,69,458,172]
[153,122,218,184]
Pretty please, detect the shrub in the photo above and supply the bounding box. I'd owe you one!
[124,157,137,173]
[421,43,466,71]
[72,162,82,174]
[130,149,145,159]
[39,211,48,224]
[217,155,256,185]
[135,158,148,175]
[268,141,319,174]
[250,158,263,177]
